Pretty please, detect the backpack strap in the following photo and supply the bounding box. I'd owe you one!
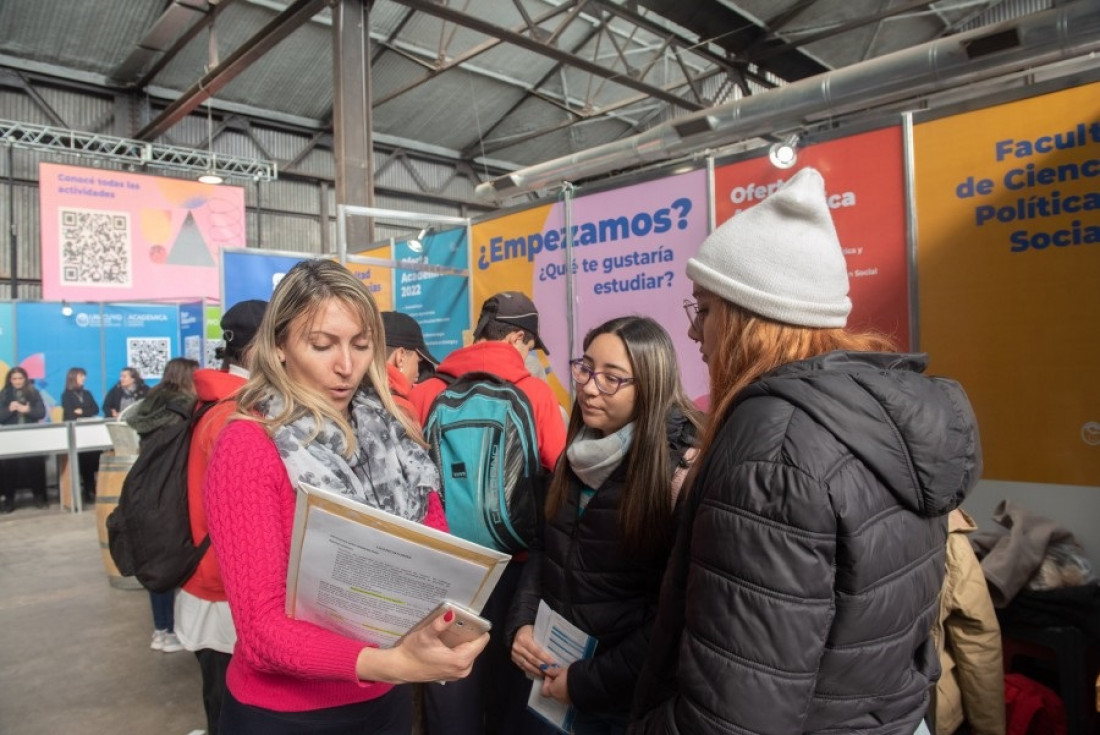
[190,399,221,561]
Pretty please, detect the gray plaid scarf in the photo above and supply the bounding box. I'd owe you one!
[263,388,438,522]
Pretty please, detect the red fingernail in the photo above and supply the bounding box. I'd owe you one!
[444,610,454,623]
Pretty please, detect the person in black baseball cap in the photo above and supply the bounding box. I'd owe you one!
[413,290,565,735]
[381,311,437,383]
[381,311,436,421]
[471,291,549,354]
[217,299,268,367]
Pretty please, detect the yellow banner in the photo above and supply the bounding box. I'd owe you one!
[914,82,1100,485]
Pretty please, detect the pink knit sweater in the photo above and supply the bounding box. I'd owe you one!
[204,419,448,712]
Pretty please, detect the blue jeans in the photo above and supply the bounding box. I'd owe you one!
[149,589,175,631]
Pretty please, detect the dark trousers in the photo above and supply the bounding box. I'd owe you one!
[149,589,175,631]
[423,559,553,735]
[195,648,232,735]
[77,450,100,500]
[572,709,629,735]
[220,684,412,735]
[0,456,47,504]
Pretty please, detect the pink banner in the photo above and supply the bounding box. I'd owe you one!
[39,163,245,301]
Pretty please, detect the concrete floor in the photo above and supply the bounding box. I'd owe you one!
[0,503,207,735]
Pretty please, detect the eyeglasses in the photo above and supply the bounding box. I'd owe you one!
[683,299,701,329]
[569,359,635,396]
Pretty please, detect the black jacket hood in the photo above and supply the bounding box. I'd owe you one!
[738,351,981,517]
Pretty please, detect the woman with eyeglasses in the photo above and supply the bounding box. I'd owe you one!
[506,315,703,735]
[630,168,982,735]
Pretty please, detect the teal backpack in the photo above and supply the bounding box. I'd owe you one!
[424,372,544,553]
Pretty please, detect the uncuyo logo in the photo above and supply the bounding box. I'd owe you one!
[1082,422,1100,446]
[75,313,90,327]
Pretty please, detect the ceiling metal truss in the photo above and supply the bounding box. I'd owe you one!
[0,118,279,181]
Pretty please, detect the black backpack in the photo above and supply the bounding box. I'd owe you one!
[424,372,546,553]
[106,401,215,593]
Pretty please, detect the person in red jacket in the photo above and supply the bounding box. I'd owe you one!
[175,298,267,735]
[409,291,565,472]
[381,310,437,425]
[412,291,567,735]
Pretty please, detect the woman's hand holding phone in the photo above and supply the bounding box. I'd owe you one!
[356,602,490,685]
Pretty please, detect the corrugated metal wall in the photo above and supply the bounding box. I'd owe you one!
[0,83,481,299]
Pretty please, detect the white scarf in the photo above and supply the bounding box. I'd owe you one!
[263,388,438,522]
[566,422,635,490]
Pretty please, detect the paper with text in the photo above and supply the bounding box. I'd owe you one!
[527,600,598,733]
[286,482,510,648]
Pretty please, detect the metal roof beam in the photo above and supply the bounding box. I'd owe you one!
[134,0,327,141]
[388,0,704,111]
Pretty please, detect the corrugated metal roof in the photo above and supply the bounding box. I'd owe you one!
[0,0,1086,200]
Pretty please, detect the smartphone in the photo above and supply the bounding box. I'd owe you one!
[403,601,492,648]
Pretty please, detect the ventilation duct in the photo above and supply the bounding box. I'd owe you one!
[475,0,1100,202]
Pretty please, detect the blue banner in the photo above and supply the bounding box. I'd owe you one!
[394,227,469,364]
[100,303,180,387]
[0,302,14,377]
[16,302,109,418]
[223,250,305,309]
[178,301,205,365]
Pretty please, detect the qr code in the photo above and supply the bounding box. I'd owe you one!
[59,208,131,286]
[184,335,202,363]
[205,339,224,370]
[127,337,170,379]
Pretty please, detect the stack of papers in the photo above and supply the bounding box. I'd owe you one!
[286,481,510,648]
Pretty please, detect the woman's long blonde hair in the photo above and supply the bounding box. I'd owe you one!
[235,259,423,454]
[696,295,897,469]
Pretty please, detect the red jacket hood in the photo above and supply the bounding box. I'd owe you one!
[386,362,414,398]
[435,341,532,383]
[193,368,247,403]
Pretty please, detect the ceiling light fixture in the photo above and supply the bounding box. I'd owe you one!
[61,300,73,317]
[407,227,430,254]
[197,97,223,185]
[768,134,800,169]
[197,18,223,186]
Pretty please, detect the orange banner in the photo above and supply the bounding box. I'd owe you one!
[714,127,910,349]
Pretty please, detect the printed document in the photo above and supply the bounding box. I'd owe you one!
[527,600,598,733]
[286,481,510,648]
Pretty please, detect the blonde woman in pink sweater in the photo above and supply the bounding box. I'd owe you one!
[204,260,487,734]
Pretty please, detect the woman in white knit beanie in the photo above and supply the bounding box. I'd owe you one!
[631,167,983,735]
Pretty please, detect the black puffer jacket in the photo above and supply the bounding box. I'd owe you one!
[631,352,981,735]
[508,411,698,717]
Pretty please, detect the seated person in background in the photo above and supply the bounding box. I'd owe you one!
[204,259,486,734]
[0,366,49,512]
[61,366,102,503]
[934,508,1005,735]
[103,366,148,418]
[381,310,438,424]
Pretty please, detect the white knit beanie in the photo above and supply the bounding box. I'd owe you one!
[686,167,851,327]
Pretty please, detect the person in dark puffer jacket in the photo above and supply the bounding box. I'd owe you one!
[508,316,703,734]
[630,167,982,735]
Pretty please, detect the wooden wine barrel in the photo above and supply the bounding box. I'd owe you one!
[95,451,144,590]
